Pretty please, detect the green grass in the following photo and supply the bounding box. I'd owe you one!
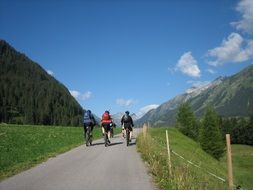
[221,144,253,189]
[137,127,253,190]
[0,124,121,180]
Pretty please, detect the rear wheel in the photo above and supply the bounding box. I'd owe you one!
[126,129,130,146]
[86,126,91,146]
[104,132,108,147]
[89,133,92,146]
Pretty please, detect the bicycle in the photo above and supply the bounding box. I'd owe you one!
[125,127,130,146]
[103,125,111,147]
[86,125,92,146]
[110,126,114,138]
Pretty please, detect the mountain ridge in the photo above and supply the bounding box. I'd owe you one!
[136,65,253,126]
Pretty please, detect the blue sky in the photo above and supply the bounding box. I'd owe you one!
[1,0,253,117]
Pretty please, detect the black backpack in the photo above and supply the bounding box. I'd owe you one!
[123,114,130,123]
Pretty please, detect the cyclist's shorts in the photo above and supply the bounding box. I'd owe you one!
[124,126,132,131]
[102,123,111,133]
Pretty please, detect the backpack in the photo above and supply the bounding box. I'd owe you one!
[123,114,130,123]
[84,111,92,124]
[102,112,110,120]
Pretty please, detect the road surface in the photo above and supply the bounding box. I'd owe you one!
[0,129,155,190]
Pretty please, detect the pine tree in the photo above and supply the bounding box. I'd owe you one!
[200,106,225,160]
[176,102,198,140]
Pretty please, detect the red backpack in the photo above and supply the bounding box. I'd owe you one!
[102,112,110,120]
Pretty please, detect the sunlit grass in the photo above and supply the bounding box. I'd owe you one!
[137,127,253,190]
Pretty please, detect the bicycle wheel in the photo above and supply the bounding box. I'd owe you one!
[86,126,91,146]
[104,133,108,147]
[89,132,92,146]
[126,129,129,146]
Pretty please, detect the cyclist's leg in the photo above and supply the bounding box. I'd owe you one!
[101,126,105,136]
[129,126,133,140]
[124,126,128,139]
[102,124,106,145]
[90,125,94,137]
[103,123,110,143]
[83,124,87,142]
[123,124,127,137]
[107,124,111,143]
[121,127,124,138]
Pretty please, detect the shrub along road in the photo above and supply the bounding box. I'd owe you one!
[0,129,154,190]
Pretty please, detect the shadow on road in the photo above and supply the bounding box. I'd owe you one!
[127,142,136,146]
[90,141,124,147]
[90,142,105,146]
[109,142,123,146]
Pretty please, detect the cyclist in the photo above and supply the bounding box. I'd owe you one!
[101,110,112,144]
[83,110,97,146]
[121,111,134,141]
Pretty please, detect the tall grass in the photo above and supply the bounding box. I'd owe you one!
[137,127,228,190]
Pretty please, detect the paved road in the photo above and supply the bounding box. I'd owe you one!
[0,129,155,190]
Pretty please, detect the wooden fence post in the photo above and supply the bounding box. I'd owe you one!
[226,134,233,190]
[166,130,172,176]
[143,123,147,139]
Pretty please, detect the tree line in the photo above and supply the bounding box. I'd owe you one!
[0,40,83,126]
[176,102,253,160]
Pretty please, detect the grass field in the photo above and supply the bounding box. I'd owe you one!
[0,124,121,180]
[137,127,253,190]
[221,144,253,189]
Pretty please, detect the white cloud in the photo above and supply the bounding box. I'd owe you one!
[69,90,92,100]
[70,90,80,99]
[47,70,54,76]
[231,0,253,34]
[116,98,137,107]
[207,33,253,66]
[82,91,92,100]
[136,104,159,117]
[139,104,159,114]
[206,68,216,74]
[176,52,201,77]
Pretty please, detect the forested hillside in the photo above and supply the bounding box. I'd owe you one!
[0,40,83,126]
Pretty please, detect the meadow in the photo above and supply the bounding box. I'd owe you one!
[137,127,253,190]
[0,124,121,180]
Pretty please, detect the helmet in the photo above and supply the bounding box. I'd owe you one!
[125,111,130,115]
[87,110,91,114]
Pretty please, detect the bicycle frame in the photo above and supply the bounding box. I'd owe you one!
[125,128,130,146]
[86,125,92,146]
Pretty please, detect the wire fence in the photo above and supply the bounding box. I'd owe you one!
[171,149,226,182]
[142,124,233,189]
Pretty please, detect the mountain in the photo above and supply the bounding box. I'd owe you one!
[0,40,83,126]
[136,65,253,126]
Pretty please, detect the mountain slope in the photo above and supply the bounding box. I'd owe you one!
[0,40,83,126]
[136,65,253,126]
